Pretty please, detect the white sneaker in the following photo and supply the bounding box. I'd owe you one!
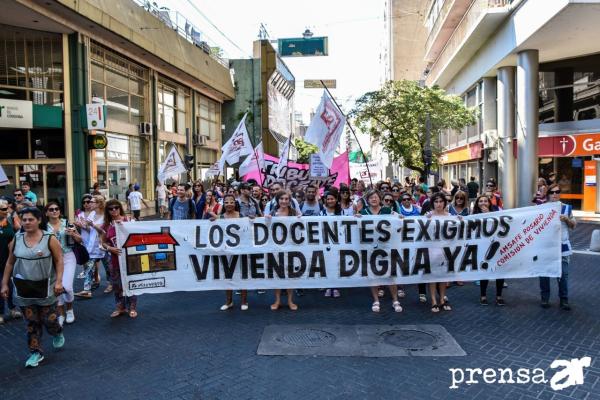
[65,309,75,324]
[324,289,332,297]
[397,289,406,298]
[240,304,248,311]
[58,315,65,327]
[332,289,341,298]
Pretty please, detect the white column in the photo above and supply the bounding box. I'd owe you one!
[497,67,516,209]
[516,50,539,208]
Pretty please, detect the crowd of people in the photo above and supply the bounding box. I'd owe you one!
[0,174,575,368]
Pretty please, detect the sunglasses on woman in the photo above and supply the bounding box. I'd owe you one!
[108,206,121,211]
[47,207,60,212]
[0,207,8,212]
[549,189,561,195]
[402,197,411,202]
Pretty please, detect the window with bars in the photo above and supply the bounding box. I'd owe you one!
[90,42,148,125]
[0,25,63,106]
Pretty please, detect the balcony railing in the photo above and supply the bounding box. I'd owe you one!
[131,0,229,68]
[428,0,510,83]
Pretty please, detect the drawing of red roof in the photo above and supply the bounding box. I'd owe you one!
[123,227,179,247]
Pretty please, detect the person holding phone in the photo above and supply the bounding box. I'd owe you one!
[1,207,65,368]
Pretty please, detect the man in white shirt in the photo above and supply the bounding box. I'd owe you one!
[127,184,149,220]
[155,181,168,218]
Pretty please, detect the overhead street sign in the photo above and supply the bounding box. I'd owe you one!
[278,37,328,57]
[304,80,337,89]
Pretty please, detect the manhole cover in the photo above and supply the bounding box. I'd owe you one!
[279,329,337,347]
[380,329,436,350]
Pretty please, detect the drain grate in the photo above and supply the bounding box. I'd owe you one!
[380,329,436,350]
[279,329,337,347]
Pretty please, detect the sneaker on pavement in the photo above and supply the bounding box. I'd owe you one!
[65,309,75,324]
[503,281,508,288]
[25,352,44,368]
[397,289,406,298]
[324,289,332,297]
[333,289,341,298]
[560,300,571,311]
[58,315,65,327]
[9,308,22,319]
[419,294,427,303]
[53,333,65,349]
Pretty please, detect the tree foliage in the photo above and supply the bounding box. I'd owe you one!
[293,137,319,164]
[350,80,477,175]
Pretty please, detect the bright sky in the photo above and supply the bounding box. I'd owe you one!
[162,0,386,128]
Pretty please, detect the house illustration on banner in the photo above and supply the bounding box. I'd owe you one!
[123,227,179,275]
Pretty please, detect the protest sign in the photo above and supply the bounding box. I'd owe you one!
[309,154,329,179]
[116,203,562,296]
[350,160,382,183]
[243,152,349,189]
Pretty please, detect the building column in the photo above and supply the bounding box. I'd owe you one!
[481,77,497,185]
[497,66,516,209]
[516,50,539,208]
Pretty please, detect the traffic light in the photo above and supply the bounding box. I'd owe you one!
[184,154,195,171]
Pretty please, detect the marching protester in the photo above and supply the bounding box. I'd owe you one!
[101,200,137,318]
[533,178,548,205]
[358,190,402,313]
[473,194,505,306]
[127,184,149,221]
[217,194,249,311]
[155,180,169,219]
[46,202,82,326]
[398,193,421,216]
[449,191,470,216]
[420,186,440,215]
[191,181,206,219]
[1,207,65,368]
[251,185,263,204]
[169,184,196,220]
[467,176,479,205]
[264,182,300,216]
[0,199,21,323]
[340,185,356,216]
[485,179,503,210]
[92,195,113,294]
[238,183,262,218]
[299,185,324,216]
[201,190,222,219]
[540,183,575,310]
[321,189,342,298]
[427,192,452,313]
[383,192,400,214]
[267,191,299,311]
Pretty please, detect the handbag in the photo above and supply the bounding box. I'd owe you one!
[72,242,90,265]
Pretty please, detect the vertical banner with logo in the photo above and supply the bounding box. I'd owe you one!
[350,160,382,183]
[86,104,105,130]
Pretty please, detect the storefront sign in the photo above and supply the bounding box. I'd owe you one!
[86,104,105,130]
[88,134,108,150]
[539,133,600,157]
[309,154,329,179]
[441,141,483,164]
[0,99,33,129]
[116,203,562,296]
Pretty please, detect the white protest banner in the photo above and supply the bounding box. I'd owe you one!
[309,154,329,179]
[157,146,187,183]
[304,91,346,168]
[86,104,105,130]
[205,161,222,179]
[239,142,265,177]
[350,160,382,183]
[220,113,253,166]
[276,136,291,179]
[117,203,562,296]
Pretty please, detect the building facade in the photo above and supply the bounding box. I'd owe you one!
[391,0,600,210]
[0,0,234,217]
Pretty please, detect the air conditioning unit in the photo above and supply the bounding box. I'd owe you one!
[193,134,209,146]
[139,122,153,136]
[481,130,498,149]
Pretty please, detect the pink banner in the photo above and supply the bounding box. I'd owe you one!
[244,152,349,189]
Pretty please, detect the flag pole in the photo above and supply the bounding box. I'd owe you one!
[244,118,265,187]
[320,81,373,188]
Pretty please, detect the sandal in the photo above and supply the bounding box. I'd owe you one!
[288,303,298,311]
[377,289,384,298]
[270,302,280,311]
[392,301,403,313]
[74,291,92,299]
[110,308,126,318]
[103,284,113,294]
[441,302,452,311]
[371,301,381,313]
[128,309,138,318]
[431,304,440,313]
[480,297,488,306]
[220,303,234,311]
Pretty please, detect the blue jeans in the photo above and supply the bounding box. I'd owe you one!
[539,256,569,301]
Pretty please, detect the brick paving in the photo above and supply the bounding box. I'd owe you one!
[1,252,599,399]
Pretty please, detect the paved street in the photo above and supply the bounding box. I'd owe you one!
[2,225,600,400]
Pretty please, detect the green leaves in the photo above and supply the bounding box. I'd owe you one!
[293,137,319,164]
[350,80,477,174]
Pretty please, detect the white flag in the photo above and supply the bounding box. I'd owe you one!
[276,137,291,179]
[239,142,265,177]
[221,113,253,166]
[304,91,346,168]
[157,146,187,183]
[205,162,221,179]
[0,164,9,186]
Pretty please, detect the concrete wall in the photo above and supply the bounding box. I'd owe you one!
[55,0,234,100]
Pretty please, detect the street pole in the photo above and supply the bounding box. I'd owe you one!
[424,113,431,182]
[320,80,374,188]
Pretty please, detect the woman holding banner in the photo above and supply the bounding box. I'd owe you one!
[191,181,206,219]
[201,190,222,219]
[100,200,137,318]
[358,190,402,313]
[218,194,249,311]
[339,185,356,216]
[427,192,452,313]
[321,190,342,298]
[267,191,299,311]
